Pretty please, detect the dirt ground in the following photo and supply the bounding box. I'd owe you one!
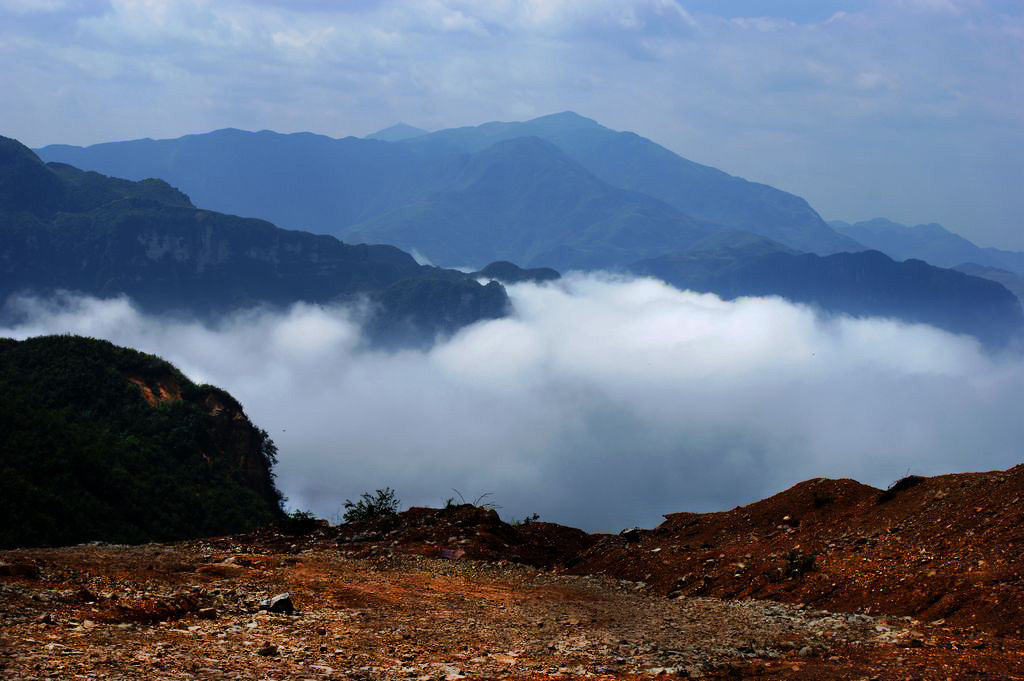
[4,467,1024,679]
[0,540,1021,679]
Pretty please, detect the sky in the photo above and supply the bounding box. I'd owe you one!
[1,0,1022,248]
[5,277,1024,532]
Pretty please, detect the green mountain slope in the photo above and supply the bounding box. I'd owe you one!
[0,335,284,549]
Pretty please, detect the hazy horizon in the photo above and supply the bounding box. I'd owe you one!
[2,1,1022,250]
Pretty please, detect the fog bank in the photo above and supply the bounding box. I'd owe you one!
[4,274,1022,532]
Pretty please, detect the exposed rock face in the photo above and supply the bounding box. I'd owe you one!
[0,335,285,548]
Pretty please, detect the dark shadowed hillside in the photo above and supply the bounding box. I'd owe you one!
[954,263,1024,303]
[0,135,508,345]
[0,335,285,548]
[470,260,562,285]
[631,240,1024,346]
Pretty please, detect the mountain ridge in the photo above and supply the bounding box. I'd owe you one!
[1,135,508,346]
[630,241,1024,347]
[36,112,861,263]
[832,217,1024,275]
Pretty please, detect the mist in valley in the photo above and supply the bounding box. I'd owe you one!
[5,274,1022,532]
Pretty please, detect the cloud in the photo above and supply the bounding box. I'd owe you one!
[4,275,1023,533]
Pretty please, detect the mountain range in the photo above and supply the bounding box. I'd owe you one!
[37,112,857,269]
[16,111,1024,347]
[831,218,1024,276]
[0,136,508,346]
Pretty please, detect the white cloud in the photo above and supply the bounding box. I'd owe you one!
[4,275,1022,532]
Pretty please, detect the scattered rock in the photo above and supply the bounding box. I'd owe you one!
[259,593,294,614]
[620,528,643,543]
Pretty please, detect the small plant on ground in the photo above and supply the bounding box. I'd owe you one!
[343,487,400,523]
[515,513,541,526]
[449,489,501,511]
[277,510,322,536]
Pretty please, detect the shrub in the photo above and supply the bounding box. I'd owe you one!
[343,487,400,523]
[515,513,541,526]
[277,510,322,536]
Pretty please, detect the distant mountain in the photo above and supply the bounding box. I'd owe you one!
[631,239,1024,347]
[953,263,1024,303]
[831,218,1024,275]
[344,136,713,270]
[36,112,858,268]
[405,112,860,255]
[0,335,284,548]
[365,122,428,142]
[0,136,507,346]
[470,261,561,285]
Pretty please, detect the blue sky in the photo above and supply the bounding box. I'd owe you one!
[1,0,1022,248]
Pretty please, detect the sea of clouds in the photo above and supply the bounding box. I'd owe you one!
[4,273,1023,532]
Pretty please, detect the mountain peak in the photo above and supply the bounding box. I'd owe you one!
[0,134,65,214]
[0,135,43,166]
[526,111,603,130]
[366,122,428,142]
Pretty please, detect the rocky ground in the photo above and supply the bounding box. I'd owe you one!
[3,467,1024,679]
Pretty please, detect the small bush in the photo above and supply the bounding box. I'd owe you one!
[515,513,541,526]
[277,510,322,536]
[343,487,400,523]
[878,475,925,503]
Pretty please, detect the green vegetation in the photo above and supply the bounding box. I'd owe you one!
[0,335,285,549]
[277,510,323,536]
[342,487,400,524]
